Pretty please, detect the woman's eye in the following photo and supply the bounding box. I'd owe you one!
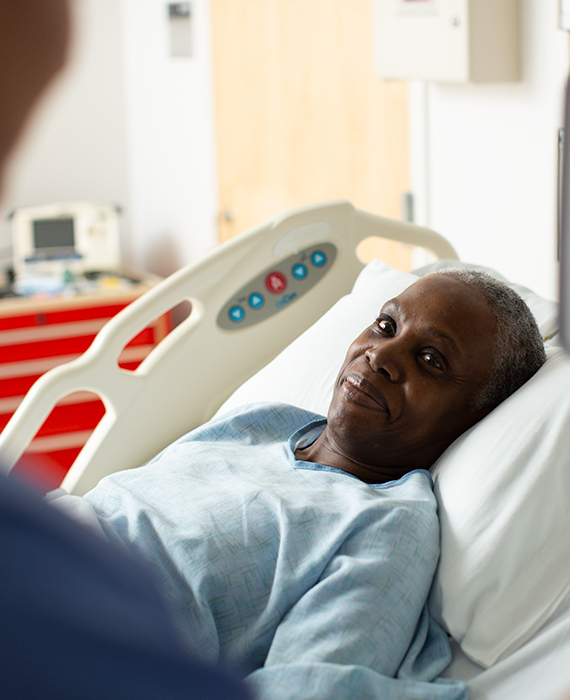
[376,317,395,335]
[422,350,444,370]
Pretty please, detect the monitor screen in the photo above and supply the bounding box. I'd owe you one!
[32,218,75,255]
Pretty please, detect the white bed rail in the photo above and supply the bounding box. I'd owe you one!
[0,201,457,494]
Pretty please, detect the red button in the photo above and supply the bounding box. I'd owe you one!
[265,271,287,294]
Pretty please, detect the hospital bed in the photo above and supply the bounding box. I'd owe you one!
[0,200,568,699]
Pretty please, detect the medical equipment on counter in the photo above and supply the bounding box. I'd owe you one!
[9,202,122,282]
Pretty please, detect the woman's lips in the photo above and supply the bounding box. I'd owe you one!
[341,373,389,413]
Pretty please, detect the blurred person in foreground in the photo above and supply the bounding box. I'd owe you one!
[0,2,249,698]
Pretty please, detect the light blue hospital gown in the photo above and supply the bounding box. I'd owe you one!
[85,403,467,700]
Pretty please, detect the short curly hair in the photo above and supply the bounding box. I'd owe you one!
[425,268,547,412]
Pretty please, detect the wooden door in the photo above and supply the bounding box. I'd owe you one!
[210,0,411,269]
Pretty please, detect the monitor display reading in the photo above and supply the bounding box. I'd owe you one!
[33,218,75,254]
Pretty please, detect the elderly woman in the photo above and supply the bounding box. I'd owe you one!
[85,270,545,700]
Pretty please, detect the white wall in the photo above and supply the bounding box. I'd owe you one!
[0,0,218,279]
[8,0,562,297]
[409,0,569,301]
[121,0,218,276]
[0,0,128,271]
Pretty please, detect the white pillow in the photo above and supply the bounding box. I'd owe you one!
[217,258,565,669]
[216,260,418,417]
[429,345,570,668]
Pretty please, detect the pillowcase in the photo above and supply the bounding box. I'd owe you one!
[429,345,570,667]
[216,257,565,669]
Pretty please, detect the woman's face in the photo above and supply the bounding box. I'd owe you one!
[325,275,498,481]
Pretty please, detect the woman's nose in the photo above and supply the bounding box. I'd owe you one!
[365,340,403,383]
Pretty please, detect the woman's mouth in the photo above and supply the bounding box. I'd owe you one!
[341,374,389,414]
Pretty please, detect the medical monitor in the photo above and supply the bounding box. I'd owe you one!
[10,201,121,278]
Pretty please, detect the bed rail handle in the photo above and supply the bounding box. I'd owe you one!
[0,356,133,473]
[0,294,206,474]
[353,209,458,261]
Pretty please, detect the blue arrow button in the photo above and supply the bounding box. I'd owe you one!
[292,263,307,279]
[311,251,326,267]
[229,305,245,322]
[249,293,264,309]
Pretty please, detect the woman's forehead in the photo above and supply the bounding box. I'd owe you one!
[388,275,497,353]
[395,275,491,314]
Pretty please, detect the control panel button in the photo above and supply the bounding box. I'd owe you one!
[248,292,264,309]
[265,271,287,294]
[292,263,307,279]
[229,305,245,322]
[311,251,326,267]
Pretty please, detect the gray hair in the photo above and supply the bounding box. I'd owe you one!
[425,268,547,412]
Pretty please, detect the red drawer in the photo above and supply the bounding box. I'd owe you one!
[0,285,172,493]
[0,303,131,331]
[0,326,156,365]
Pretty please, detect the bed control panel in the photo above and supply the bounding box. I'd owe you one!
[217,242,337,331]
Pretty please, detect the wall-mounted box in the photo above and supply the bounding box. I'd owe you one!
[374,0,519,83]
[168,3,193,58]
